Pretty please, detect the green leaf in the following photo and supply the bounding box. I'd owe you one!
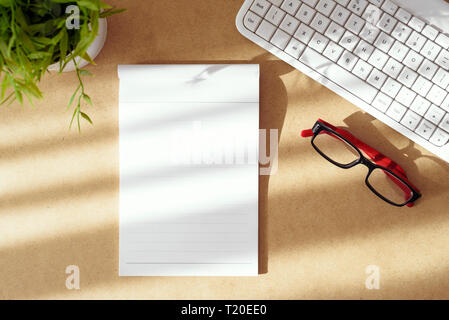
[82,93,92,105]
[0,0,12,7]
[14,89,23,104]
[15,7,30,33]
[59,28,68,66]
[100,8,127,18]
[69,106,78,129]
[0,92,14,106]
[79,69,92,76]
[81,52,96,65]
[28,52,51,59]
[80,111,93,125]
[77,1,99,11]
[99,2,113,9]
[67,85,80,110]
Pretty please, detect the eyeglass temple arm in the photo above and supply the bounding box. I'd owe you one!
[301,120,420,207]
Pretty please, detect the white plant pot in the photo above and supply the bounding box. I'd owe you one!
[48,18,108,72]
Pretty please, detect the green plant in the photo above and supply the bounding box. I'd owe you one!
[0,0,125,130]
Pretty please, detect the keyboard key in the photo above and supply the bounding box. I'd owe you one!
[244,11,262,32]
[337,50,359,70]
[394,8,412,24]
[381,0,398,15]
[335,0,350,5]
[429,128,449,146]
[309,32,330,52]
[281,0,302,15]
[408,16,425,33]
[381,77,402,98]
[403,50,424,71]
[441,95,449,112]
[372,92,393,112]
[435,33,449,50]
[295,23,315,43]
[325,21,346,42]
[401,110,422,131]
[271,28,291,49]
[412,76,433,97]
[406,31,427,52]
[368,48,389,69]
[368,0,383,6]
[299,47,378,103]
[415,119,436,140]
[377,13,397,34]
[354,40,374,60]
[383,57,403,78]
[386,101,407,121]
[285,37,306,58]
[256,20,277,41]
[251,0,271,17]
[345,14,365,34]
[435,50,449,70]
[353,59,373,79]
[310,13,331,33]
[266,6,286,25]
[396,86,416,106]
[374,32,395,53]
[360,23,380,44]
[303,0,319,6]
[427,84,447,105]
[268,0,284,5]
[422,25,439,41]
[388,41,409,62]
[280,14,301,35]
[418,59,438,80]
[420,40,442,61]
[330,5,351,25]
[397,67,418,88]
[440,113,449,131]
[362,4,382,25]
[323,40,345,61]
[410,95,431,116]
[316,0,337,16]
[424,104,446,125]
[296,4,317,24]
[367,68,387,89]
[391,22,412,43]
[340,30,360,51]
[348,0,369,16]
[432,68,449,89]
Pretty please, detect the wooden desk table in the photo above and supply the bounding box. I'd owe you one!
[1,0,448,299]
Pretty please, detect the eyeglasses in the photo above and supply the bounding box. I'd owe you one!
[301,119,422,207]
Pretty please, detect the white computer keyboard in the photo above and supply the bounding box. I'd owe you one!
[236,0,449,163]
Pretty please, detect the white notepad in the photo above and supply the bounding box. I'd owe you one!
[118,65,259,276]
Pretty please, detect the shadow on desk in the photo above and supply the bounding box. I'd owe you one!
[343,111,449,201]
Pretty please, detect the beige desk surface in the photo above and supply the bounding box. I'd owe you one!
[1,0,449,300]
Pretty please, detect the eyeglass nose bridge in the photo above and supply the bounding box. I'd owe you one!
[359,156,376,170]
[342,152,375,171]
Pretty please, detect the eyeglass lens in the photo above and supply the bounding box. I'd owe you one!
[313,132,360,166]
[367,168,413,205]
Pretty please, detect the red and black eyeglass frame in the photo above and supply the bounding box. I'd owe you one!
[301,119,422,207]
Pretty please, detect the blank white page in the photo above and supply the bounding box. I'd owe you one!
[118,65,259,276]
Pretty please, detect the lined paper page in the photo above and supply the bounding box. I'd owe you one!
[118,65,259,276]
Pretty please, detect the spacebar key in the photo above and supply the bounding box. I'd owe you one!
[299,48,378,104]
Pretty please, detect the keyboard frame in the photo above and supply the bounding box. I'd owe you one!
[236,0,449,163]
